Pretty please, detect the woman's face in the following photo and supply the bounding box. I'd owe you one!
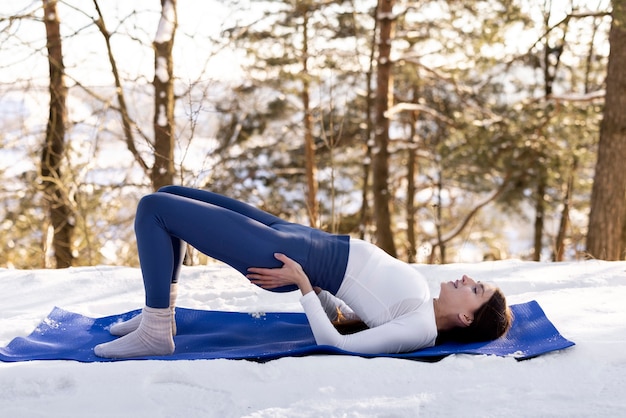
[438,275,496,322]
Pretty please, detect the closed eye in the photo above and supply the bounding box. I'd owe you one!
[476,283,485,296]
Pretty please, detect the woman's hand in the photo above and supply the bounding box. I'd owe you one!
[247,253,314,295]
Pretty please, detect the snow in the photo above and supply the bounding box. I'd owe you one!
[1,259,626,417]
[155,56,169,84]
[158,103,168,126]
[154,0,177,44]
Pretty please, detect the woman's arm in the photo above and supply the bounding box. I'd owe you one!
[248,254,432,353]
[300,292,434,353]
[316,289,360,321]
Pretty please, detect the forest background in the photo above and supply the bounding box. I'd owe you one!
[0,0,623,270]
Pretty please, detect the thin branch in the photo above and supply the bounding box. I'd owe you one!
[92,0,150,174]
[434,172,512,246]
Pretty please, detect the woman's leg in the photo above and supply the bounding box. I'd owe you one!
[157,185,276,285]
[136,191,303,309]
[157,185,286,289]
[155,186,349,294]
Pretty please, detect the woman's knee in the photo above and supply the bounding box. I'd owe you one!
[135,193,164,227]
[157,185,179,194]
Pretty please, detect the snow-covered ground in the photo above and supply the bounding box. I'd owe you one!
[1,259,625,417]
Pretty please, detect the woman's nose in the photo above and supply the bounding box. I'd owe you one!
[462,275,475,285]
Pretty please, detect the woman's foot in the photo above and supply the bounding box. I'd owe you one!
[109,283,178,336]
[94,306,175,358]
[109,308,177,336]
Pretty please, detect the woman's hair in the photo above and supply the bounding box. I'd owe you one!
[436,288,512,345]
[333,318,369,335]
[332,307,369,335]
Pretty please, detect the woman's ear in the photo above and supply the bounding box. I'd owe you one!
[458,312,474,327]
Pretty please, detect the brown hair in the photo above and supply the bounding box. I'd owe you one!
[332,307,369,334]
[333,318,369,335]
[436,288,512,345]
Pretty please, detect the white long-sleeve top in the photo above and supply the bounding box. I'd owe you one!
[299,239,437,354]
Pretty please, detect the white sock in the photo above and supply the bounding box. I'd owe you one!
[94,306,175,358]
[110,283,178,336]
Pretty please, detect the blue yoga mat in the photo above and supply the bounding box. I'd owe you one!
[0,300,573,362]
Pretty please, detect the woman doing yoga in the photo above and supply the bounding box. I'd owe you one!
[94,186,511,358]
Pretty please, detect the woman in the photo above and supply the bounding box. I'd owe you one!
[94,186,511,358]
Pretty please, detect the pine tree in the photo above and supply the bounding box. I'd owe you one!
[587,1,626,260]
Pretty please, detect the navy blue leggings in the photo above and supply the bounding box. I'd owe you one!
[134,186,347,308]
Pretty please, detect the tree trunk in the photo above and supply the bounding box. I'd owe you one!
[534,7,565,262]
[434,170,446,264]
[587,3,626,260]
[301,11,319,227]
[532,174,546,261]
[372,0,397,256]
[406,89,419,263]
[151,0,178,191]
[553,158,577,261]
[358,4,378,240]
[41,0,74,268]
